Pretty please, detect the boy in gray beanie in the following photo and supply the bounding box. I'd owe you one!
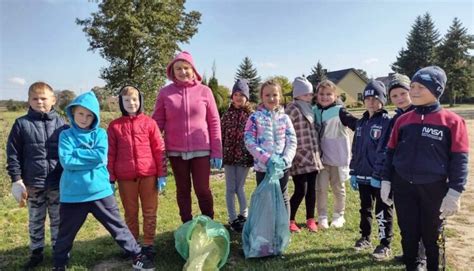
[381,66,468,270]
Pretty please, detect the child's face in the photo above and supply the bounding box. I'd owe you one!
[317,87,336,107]
[173,60,195,82]
[261,85,281,111]
[28,90,56,113]
[122,92,140,115]
[296,93,313,103]
[410,82,437,106]
[73,106,95,129]
[390,87,411,110]
[232,92,247,108]
[364,96,383,116]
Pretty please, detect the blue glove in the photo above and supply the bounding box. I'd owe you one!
[210,158,222,169]
[110,182,116,195]
[370,177,381,188]
[157,177,167,194]
[350,176,358,191]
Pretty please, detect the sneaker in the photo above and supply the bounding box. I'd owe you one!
[237,214,247,223]
[372,244,392,261]
[306,218,318,232]
[132,254,155,271]
[23,249,44,269]
[229,218,243,233]
[52,266,66,271]
[354,237,372,251]
[330,215,346,228]
[318,217,329,229]
[141,245,156,260]
[289,220,301,233]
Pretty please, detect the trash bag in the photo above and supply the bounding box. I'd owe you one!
[242,158,290,258]
[174,215,230,270]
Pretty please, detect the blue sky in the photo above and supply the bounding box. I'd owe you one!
[1,0,472,101]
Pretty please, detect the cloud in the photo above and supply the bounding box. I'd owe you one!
[363,58,379,65]
[9,77,26,86]
[256,62,278,69]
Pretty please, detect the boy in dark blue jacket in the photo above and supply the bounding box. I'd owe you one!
[6,82,68,269]
[349,80,393,261]
[381,66,469,271]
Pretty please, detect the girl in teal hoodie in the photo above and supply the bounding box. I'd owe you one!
[53,92,154,271]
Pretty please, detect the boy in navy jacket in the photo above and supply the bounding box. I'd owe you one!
[381,66,469,271]
[7,82,67,269]
[349,80,393,261]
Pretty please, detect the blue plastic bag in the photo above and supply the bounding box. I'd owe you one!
[242,160,290,258]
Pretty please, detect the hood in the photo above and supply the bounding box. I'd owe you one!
[118,86,144,116]
[166,51,202,84]
[66,91,100,130]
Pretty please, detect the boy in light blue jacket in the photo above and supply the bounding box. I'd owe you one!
[53,92,154,271]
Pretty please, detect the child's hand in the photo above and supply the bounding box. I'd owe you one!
[439,188,461,219]
[380,181,393,206]
[350,176,359,191]
[210,158,222,169]
[157,177,167,194]
[11,179,28,207]
[369,177,381,188]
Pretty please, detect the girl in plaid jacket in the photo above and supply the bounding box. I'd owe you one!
[285,77,324,233]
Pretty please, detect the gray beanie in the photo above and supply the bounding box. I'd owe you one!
[363,80,387,105]
[387,73,411,95]
[232,78,250,100]
[292,77,313,98]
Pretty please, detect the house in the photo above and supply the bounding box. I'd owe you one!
[308,68,369,106]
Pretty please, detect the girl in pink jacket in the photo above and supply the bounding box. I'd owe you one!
[152,51,222,223]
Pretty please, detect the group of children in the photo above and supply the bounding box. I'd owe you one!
[6,48,469,271]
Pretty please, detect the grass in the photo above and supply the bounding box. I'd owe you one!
[0,110,437,270]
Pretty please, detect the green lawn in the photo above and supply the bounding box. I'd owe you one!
[0,110,408,270]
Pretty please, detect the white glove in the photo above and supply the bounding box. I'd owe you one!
[439,188,461,219]
[12,179,27,206]
[380,181,393,206]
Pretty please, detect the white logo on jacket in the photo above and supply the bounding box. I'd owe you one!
[421,127,443,141]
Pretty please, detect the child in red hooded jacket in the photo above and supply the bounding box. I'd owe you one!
[152,51,222,223]
[107,86,166,259]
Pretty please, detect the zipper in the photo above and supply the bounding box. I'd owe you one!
[42,115,50,187]
[409,113,424,182]
[130,117,137,173]
[183,87,189,152]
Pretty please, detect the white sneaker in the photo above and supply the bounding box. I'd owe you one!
[331,215,345,228]
[318,217,329,229]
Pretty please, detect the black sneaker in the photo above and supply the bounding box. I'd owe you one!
[23,248,44,270]
[120,250,132,260]
[132,254,155,271]
[237,214,247,223]
[229,218,243,233]
[141,245,156,260]
[52,266,66,271]
[354,237,372,251]
[372,244,392,261]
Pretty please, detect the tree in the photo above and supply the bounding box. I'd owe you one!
[76,0,201,112]
[56,90,76,111]
[235,57,261,103]
[392,13,440,77]
[91,86,109,110]
[307,60,327,89]
[207,61,228,114]
[435,18,473,106]
[356,69,370,82]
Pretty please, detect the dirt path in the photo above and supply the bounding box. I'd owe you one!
[446,119,474,270]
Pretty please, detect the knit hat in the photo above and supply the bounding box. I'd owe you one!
[387,73,410,95]
[411,66,447,99]
[363,80,387,105]
[292,77,313,98]
[232,78,250,100]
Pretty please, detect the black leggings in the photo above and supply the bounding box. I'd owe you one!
[256,170,290,218]
[289,172,317,220]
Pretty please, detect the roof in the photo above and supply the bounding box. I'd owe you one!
[326,68,369,84]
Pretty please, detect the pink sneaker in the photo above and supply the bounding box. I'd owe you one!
[306,218,318,232]
[289,220,301,233]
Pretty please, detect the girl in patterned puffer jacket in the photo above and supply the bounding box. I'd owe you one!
[221,78,254,232]
[244,79,297,217]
